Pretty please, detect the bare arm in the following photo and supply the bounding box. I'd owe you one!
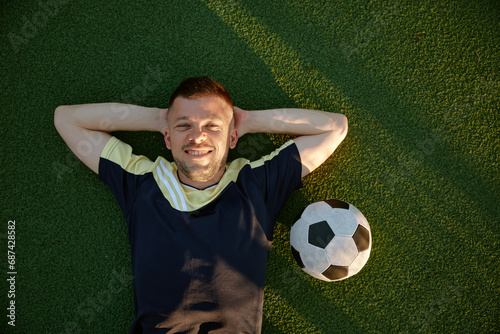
[54,103,167,174]
[234,107,348,178]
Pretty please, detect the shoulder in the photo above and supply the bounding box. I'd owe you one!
[225,140,299,177]
[99,136,157,176]
[249,140,300,169]
[226,140,302,192]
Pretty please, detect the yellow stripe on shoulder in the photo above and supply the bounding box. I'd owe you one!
[249,139,296,169]
[101,136,154,175]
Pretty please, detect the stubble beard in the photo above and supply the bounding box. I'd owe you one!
[175,140,230,183]
[175,153,227,183]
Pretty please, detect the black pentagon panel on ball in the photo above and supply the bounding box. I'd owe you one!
[322,265,349,281]
[352,224,370,252]
[291,246,305,268]
[324,198,350,210]
[308,221,335,249]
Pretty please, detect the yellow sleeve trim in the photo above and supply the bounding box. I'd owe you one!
[249,139,296,169]
[100,136,154,175]
[100,136,121,160]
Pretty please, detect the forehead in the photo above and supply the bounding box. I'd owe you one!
[169,96,232,123]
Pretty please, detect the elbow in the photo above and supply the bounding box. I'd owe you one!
[54,105,73,134]
[342,114,348,136]
[337,114,348,140]
[54,106,65,133]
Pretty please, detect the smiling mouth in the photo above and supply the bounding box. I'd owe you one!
[186,149,212,157]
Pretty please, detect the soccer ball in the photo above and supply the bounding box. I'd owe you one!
[290,199,372,282]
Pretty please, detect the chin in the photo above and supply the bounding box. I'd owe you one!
[186,163,227,183]
[187,170,219,183]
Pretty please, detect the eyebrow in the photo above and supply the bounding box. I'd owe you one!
[173,115,224,123]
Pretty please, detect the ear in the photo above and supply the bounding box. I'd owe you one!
[229,127,238,149]
[164,129,172,150]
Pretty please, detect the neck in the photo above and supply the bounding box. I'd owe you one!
[177,168,225,190]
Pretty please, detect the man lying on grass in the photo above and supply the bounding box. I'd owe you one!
[54,77,347,334]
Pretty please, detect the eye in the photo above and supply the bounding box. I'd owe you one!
[175,123,191,130]
[206,123,221,131]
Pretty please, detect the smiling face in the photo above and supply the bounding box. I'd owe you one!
[165,96,238,189]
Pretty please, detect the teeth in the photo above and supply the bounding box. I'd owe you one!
[188,150,209,156]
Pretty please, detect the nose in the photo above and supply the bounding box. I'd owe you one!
[188,126,207,143]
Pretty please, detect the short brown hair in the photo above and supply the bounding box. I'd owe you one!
[168,77,233,109]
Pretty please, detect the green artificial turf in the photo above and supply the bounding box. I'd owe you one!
[1,0,499,333]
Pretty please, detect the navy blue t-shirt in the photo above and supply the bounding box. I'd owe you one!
[98,137,302,334]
